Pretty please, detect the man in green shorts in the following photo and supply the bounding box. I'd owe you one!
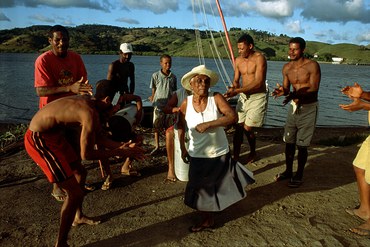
[272,37,321,188]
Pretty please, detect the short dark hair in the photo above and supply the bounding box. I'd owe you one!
[238,34,254,46]
[289,37,306,50]
[160,54,171,61]
[95,80,115,100]
[48,25,69,39]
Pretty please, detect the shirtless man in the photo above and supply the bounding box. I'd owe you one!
[224,34,267,163]
[340,83,370,236]
[24,80,145,247]
[107,43,135,103]
[272,37,321,188]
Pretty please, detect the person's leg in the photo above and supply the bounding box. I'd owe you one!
[189,211,215,232]
[151,129,160,154]
[349,166,370,220]
[243,125,256,163]
[69,163,100,226]
[233,124,244,161]
[350,167,370,235]
[165,127,176,180]
[295,145,308,180]
[55,177,84,247]
[99,159,114,190]
[275,143,295,181]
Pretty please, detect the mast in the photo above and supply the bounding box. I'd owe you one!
[215,0,235,68]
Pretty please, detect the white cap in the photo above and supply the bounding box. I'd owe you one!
[120,43,133,53]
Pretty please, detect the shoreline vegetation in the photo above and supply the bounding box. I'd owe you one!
[1,25,369,65]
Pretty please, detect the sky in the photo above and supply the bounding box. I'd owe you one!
[0,0,369,45]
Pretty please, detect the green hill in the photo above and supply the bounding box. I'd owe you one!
[0,24,369,64]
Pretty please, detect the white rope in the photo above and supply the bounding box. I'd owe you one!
[192,0,205,65]
[191,0,233,89]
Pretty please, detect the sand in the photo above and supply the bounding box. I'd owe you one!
[1,126,370,247]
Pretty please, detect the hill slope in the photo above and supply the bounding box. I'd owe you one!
[0,25,369,64]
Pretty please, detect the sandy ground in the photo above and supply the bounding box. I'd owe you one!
[1,126,370,247]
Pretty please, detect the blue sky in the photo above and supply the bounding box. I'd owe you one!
[0,0,369,45]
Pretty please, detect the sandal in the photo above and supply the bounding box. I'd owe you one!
[101,181,112,190]
[51,192,66,202]
[84,183,96,191]
[163,177,177,184]
[121,170,141,177]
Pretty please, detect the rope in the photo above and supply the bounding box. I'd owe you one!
[191,0,234,90]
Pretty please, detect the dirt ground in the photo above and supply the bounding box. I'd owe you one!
[1,126,370,247]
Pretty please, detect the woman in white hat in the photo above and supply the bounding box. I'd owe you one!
[177,65,255,232]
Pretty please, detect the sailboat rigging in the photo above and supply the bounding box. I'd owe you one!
[191,0,235,90]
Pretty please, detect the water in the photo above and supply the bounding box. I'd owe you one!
[0,53,369,127]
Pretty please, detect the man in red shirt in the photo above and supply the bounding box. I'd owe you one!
[34,25,93,201]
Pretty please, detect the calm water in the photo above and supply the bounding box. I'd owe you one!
[0,53,369,127]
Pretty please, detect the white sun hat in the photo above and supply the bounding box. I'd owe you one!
[181,65,219,91]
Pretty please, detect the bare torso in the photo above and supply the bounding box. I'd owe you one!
[234,51,267,94]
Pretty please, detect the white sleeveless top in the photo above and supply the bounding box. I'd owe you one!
[185,95,229,158]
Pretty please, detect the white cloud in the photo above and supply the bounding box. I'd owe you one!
[254,0,297,19]
[120,0,179,14]
[286,20,304,34]
[301,0,370,23]
[356,31,370,43]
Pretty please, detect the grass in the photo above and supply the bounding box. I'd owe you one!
[0,124,28,150]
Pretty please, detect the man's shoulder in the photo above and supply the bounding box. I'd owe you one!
[36,50,53,62]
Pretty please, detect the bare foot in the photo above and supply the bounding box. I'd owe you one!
[349,222,370,236]
[72,216,101,226]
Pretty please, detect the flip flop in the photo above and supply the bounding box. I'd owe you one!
[345,208,369,221]
[101,181,112,191]
[121,170,141,177]
[163,177,177,184]
[51,192,66,202]
[349,227,370,236]
[84,184,96,191]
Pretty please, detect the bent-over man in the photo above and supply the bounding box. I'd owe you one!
[24,80,145,247]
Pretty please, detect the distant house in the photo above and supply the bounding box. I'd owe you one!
[332,57,343,64]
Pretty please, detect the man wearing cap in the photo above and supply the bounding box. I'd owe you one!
[107,43,135,105]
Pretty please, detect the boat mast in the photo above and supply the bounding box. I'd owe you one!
[215,0,235,68]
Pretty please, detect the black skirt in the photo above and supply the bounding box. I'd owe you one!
[184,152,255,212]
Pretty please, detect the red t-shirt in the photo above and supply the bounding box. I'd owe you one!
[34,50,88,108]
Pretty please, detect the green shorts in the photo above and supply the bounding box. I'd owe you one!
[283,101,318,147]
[353,135,370,184]
[236,92,267,127]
